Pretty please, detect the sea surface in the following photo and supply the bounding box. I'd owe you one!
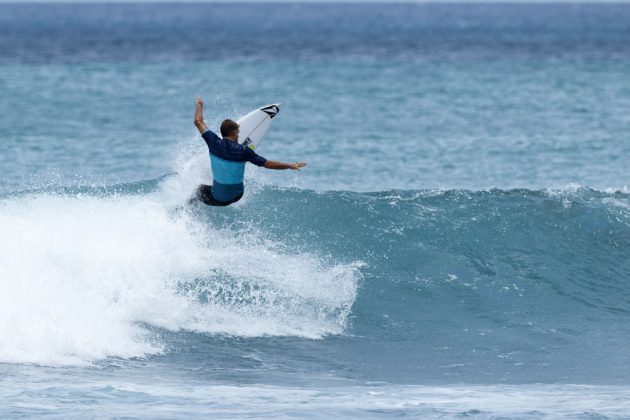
[1,3,630,418]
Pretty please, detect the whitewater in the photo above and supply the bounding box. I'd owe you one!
[0,153,361,366]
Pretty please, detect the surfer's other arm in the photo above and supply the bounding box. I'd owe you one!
[263,160,307,170]
[194,97,208,134]
[244,147,306,171]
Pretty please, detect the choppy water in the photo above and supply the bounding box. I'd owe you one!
[1,3,630,418]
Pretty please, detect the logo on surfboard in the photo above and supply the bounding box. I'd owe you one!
[260,105,280,119]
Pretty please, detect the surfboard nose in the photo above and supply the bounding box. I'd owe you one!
[260,103,281,119]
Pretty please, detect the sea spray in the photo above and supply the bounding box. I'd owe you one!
[0,189,361,366]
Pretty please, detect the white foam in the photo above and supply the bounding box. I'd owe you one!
[155,139,211,206]
[5,381,630,418]
[0,162,360,365]
[151,383,630,417]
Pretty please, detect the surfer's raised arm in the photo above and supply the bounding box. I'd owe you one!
[194,97,208,134]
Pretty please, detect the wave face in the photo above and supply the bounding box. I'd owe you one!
[2,169,629,383]
[213,185,630,384]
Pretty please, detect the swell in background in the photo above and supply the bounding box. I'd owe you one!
[1,3,630,193]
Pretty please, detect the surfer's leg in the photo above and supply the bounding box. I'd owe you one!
[196,184,222,206]
[223,192,244,205]
[195,185,242,207]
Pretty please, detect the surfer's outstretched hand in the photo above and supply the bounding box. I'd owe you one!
[263,160,307,171]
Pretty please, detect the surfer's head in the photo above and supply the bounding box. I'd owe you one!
[220,119,240,141]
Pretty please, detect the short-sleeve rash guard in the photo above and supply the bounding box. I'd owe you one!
[201,129,267,201]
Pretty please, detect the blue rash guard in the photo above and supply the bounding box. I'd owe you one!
[201,129,267,202]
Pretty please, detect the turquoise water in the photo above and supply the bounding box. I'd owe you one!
[1,3,630,418]
[3,59,630,193]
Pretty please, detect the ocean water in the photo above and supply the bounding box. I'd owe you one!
[1,3,630,418]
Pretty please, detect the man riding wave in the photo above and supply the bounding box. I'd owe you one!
[193,97,306,206]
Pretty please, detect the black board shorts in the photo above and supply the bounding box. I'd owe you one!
[196,184,243,207]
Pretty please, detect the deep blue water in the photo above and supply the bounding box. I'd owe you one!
[1,3,630,418]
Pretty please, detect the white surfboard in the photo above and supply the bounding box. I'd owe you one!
[237,103,281,150]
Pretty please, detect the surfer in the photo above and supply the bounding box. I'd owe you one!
[193,97,306,206]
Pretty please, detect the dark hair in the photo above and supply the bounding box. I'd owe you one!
[220,119,239,138]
